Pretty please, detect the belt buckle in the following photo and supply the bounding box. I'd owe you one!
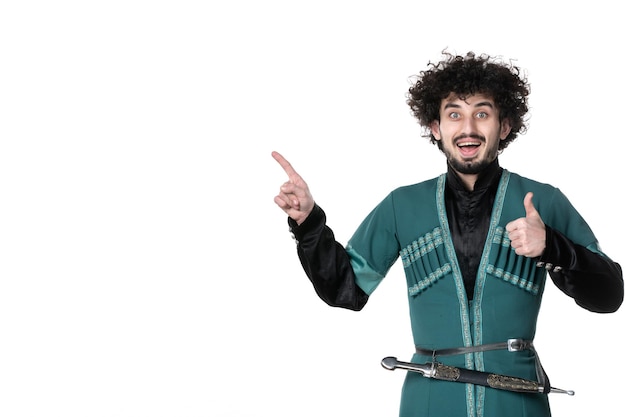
[507,338,525,352]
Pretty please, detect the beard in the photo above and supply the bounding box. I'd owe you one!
[448,156,494,175]
[441,134,499,175]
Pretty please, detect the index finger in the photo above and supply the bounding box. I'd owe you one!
[272,151,300,178]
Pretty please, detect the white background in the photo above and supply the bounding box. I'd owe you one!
[1,1,624,416]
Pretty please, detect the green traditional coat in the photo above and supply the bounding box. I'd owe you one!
[346,170,602,417]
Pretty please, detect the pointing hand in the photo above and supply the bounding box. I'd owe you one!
[272,151,315,225]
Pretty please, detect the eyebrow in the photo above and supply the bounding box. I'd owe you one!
[443,101,495,110]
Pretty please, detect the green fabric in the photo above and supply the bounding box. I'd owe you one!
[347,170,599,417]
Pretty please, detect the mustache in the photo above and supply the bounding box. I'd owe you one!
[454,133,485,143]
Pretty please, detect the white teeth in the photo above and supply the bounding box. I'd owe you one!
[458,142,479,147]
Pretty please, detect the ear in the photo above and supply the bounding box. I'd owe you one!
[500,118,512,140]
[430,120,441,140]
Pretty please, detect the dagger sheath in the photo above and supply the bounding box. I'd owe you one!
[381,357,573,395]
[433,362,539,393]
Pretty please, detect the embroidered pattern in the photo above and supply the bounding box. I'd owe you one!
[489,227,542,295]
[400,227,444,267]
[407,264,452,295]
[401,227,454,296]
[486,265,540,294]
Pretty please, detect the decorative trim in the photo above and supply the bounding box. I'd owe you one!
[436,174,476,417]
[407,263,452,296]
[400,227,445,268]
[473,170,510,417]
[485,264,540,295]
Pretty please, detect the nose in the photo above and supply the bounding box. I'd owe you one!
[461,116,477,133]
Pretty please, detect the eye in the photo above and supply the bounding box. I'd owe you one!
[476,111,488,119]
[449,112,460,119]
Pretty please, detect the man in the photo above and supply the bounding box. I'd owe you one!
[272,51,623,417]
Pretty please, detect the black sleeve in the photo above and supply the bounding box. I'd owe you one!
[539,225,624,313]
[287,204,369,311]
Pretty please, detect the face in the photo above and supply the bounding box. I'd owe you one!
[430,93,511,177]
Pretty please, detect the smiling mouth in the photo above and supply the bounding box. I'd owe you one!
[456,140,482,157]
[457,141,481,148]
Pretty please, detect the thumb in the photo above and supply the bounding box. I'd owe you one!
[523,192,538,218]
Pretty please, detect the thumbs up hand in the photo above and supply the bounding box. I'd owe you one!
[505,192,546,258]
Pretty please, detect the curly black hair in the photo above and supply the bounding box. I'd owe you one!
[407,51,530,150]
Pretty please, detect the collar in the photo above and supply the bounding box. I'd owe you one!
[446,158,502,192]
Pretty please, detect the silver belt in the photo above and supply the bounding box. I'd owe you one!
[415,338,534,357]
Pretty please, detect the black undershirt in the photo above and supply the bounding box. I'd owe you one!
[445,159,502,301]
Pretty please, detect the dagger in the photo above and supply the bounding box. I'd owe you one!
[381,356,574,395]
